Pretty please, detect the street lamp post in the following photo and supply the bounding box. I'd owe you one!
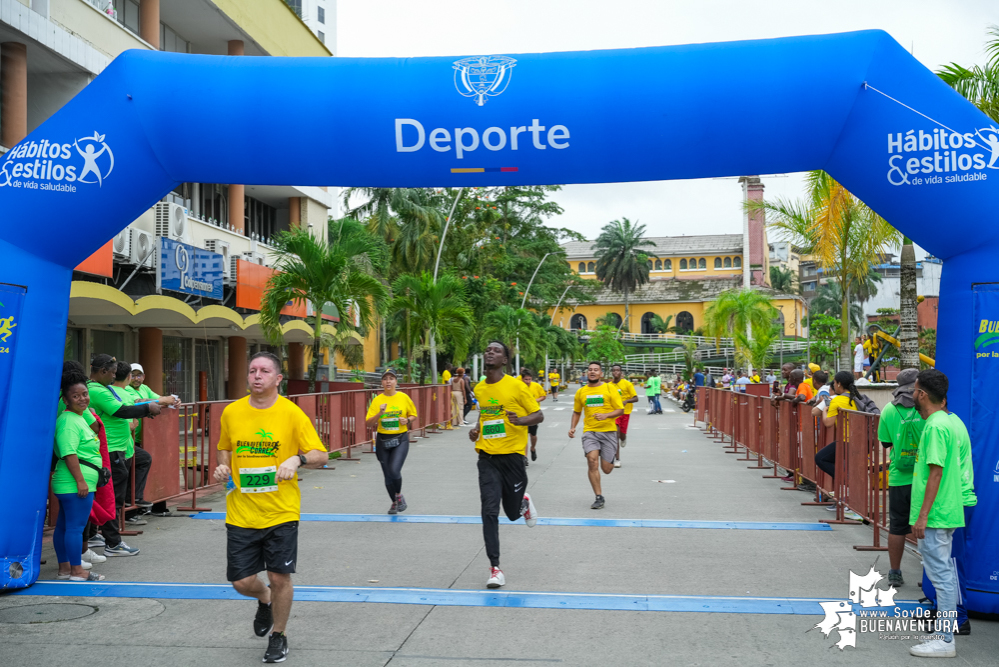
[429,188,465,384]
[515,252,551,371]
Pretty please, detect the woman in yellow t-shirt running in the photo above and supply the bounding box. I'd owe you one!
[365,369,418,514]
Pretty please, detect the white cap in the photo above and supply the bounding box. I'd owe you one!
[130,363,144,373]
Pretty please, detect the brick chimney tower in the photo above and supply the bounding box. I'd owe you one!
[739,176,768,287]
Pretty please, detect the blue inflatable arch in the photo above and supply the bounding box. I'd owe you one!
[2,30,997,611]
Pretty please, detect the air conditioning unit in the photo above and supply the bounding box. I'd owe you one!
[112,228,131,260]
[242,251,266,266]
[129,229,156,268]
[154,202,188,241]
[204,239,231,282]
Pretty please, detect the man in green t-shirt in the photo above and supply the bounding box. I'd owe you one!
[876,368,922,588]
[907,369,963,658]
[87,355,162,556]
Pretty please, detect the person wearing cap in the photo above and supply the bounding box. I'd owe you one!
[122,363,179,519]
[365,369,418,514]
[804,363,820,391]
[87,355,163,556]
[876,368,922,589]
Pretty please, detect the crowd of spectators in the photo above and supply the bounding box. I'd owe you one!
[51,354,178,580]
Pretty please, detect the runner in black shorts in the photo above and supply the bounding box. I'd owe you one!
[519,368,547,465]
[213,352,328,663]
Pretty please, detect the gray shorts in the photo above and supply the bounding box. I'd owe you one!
[582,430,618,463]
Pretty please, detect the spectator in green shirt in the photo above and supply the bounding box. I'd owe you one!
[125,363,169,447]
[907,370,963,658]
[87,355,161,556]
[876,368,922,588]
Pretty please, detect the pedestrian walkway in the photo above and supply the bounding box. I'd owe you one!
[4,393,998,666]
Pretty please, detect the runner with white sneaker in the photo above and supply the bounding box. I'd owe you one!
[470,341,543,589]
[518,368,547,466]
[364,369,417,514]
[212,352,328,664]
[569,362,624,509]
[609,364,638,469]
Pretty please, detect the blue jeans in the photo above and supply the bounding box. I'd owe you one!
[921,506,973,626]
[54,492,94,566]
[919,527,958,642]
[650,395,662,412]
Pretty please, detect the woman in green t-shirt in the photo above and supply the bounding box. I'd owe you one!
[364,369,418,515]
[52,371,105,581]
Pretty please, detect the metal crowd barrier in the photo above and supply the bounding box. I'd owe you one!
[693,387,900,551]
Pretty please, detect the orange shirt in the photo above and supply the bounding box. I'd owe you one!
[796,383,815,402]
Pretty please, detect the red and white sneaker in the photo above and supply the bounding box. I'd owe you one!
[487,567,505,589]
[521,492,538,527]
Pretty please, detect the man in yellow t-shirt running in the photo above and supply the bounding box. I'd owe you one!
[213,351,328,664]
[569,361,624,509]
[609,364,638,469]
[519,368,548,465]
[548,367,561,402]
[470,341,543,589]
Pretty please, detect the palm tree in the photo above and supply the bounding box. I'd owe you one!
[898,239,919,368]
[648,314,673,334]
[768,266,798,294]
[937,25,999,122]
[261,222,389,392]
[390,272,473,384]
[593,217,656,332]
[810,281,863,331]
[735,323,780,371]
[749,171,900,368]
[482,305,541,366]
[702,289,777,367]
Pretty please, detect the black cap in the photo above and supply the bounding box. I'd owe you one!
[381,368,398,378]
[91,353,116,370]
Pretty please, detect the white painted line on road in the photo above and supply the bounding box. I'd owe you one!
[554,407,566,411]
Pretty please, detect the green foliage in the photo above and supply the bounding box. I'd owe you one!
[769,266,798,294]
[937,25,999,122]
[810,281,864,330]
[585,325,625,364]
[920,328,937,368]
[593,217,656,329]
[735,323,781,371]
[703,289,777,362]
[482,305,542,363]
[807,313,842,368]
[261,223,388,390]
[648,314,673,334]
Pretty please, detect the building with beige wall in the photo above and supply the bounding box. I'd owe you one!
[0,0,363,400]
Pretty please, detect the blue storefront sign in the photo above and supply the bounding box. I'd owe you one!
[157,238,224,300]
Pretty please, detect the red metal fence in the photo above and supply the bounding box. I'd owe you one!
[695,387,902,551]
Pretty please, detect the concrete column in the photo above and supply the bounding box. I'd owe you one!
[227,336,247,399]
[289,197,301,229]
[288,342,306,380]
[1,43,28,148]
[140,0,160,49]
[229,184,245,234]
[138,328,164,394]
[227,40,244,56]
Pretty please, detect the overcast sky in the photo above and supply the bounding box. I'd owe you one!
[337,1,998,247]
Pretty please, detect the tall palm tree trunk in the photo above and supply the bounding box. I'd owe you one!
[839,280,853,371]
[898,238,920,369]
[623,287,630,333]
[309,314,323,393]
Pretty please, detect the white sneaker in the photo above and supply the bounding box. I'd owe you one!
[844,510,864,521]
[613,460,622,468]
[82,549,106,564]
[487,567,505,588]
[521,492,538,527]
[81,560,92,571]
[909,638,956,658]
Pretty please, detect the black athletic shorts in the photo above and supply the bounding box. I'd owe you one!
[528,424,538,435]
[888,484,912,536]
[226,521,299,582]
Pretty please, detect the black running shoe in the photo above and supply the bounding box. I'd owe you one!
[531,449,537,461]
[264,632,289,663]
[253,602,273,637]
[591,495,605,510]
[958,620,971,635]
[387,500,398,515]
[395,494,407,513]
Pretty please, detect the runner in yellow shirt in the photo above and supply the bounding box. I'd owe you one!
[365,369,418,514]
[569,361,624,509]
[548,367,561,402]
[519,368,548,465]
[213,351,328,664]
[470,341,542,589]
[609,364,638,469]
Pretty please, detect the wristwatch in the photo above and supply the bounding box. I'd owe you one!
[298,454,308,466]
